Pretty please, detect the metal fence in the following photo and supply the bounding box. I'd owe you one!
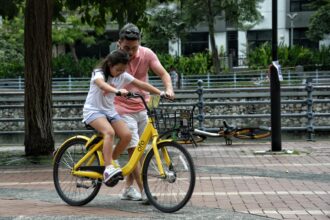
[0,69,329,91]
[0,79,329,141]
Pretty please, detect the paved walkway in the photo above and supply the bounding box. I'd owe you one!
[0,140,329,219]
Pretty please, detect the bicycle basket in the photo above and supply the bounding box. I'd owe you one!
[152,107,194,135]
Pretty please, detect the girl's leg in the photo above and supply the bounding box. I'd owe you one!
[89,117,115,166]
[112,120,132,160]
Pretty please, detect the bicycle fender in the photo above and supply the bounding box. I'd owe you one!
[53,135,90,161]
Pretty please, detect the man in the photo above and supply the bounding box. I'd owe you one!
[115,23,174,202]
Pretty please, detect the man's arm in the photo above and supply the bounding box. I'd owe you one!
[150,60,175,98]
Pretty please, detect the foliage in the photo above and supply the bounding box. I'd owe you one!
[52,54,98,77]
[0,16,24,78]
[156,52,212,75]
[53,0,150,29]
[247,43,330,70]
[180,0,263,74]
[307,1,330,41]
[53,15,96,46]
[0,0,22,19]
[142,4,184,53]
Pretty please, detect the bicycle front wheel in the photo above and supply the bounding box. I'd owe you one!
[233,127,271,139]
[142,141,195,213]
[53,137,102,206]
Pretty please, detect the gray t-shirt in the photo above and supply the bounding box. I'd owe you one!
[82,68,134,122]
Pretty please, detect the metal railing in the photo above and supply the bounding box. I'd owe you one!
[0,69,329,91]
[0,80,329,141]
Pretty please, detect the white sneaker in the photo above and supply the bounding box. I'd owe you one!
[103,165,122,184]
[141,191,149,204]
[121,186,142,201]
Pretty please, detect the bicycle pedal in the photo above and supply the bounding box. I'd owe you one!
[104,173,124,187]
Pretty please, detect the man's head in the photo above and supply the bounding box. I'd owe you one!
[118,23,141,58]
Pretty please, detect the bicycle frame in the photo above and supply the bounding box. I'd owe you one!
[65,117,172,180]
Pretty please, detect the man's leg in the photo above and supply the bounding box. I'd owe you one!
[120,113,143,200]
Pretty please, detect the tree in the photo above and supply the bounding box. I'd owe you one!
[181,0,263,74]
[54,0,151,29]
[0,0,21,19]
[143,3,186,53]
[0,0,162,156]
[24,0,54,155]
[53,14,96,63]
[307,0,330,41]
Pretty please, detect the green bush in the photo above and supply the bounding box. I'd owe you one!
[156,52,212,75]
[0,17,24,78]
[247,43,330,70]
[52,54,98,77]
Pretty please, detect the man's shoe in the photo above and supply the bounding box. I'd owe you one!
[121,186,142,201]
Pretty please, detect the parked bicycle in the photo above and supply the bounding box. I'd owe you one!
[193,120,271,145]
[53,93,196,213]
[156,102,271,146]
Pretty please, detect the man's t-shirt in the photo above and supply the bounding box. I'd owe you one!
[115,46,161,114]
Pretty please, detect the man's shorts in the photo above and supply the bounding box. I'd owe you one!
[121,111,147,149]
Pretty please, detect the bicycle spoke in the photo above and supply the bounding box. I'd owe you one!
[53,138,102,206]
[143,142,195,213]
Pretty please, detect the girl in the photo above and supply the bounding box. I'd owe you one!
[82,49,163,186]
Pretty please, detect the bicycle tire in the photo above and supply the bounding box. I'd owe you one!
[233,127,271,139]
[160,129,206,145]
[53,137,102,206]
[142,141,195,213]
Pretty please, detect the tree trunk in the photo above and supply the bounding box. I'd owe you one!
[207,0,221,74]
[69,44,79,63]
[24,0,54,156]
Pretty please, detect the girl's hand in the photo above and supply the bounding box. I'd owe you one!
[116,89,129,96]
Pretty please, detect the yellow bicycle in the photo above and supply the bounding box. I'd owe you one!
[53,93,196,213]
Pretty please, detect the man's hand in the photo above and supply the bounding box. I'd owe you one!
[165,88,175,99]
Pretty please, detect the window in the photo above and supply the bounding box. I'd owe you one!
[182,32,209,55]
[247,30,272,49]
[293,28,319,49]
[290,0,313,12]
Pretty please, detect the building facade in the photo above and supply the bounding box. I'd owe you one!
[168,0,330,66]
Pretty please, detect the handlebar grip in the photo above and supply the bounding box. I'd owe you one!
[115,91,121,96]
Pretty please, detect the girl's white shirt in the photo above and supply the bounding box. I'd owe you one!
[83,68,134,122]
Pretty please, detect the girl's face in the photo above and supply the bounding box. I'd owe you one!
[109,63,127,77]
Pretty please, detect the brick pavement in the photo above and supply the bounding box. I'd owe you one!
[0,140,329,219]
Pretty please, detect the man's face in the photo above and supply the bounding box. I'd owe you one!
[118,39,140,59]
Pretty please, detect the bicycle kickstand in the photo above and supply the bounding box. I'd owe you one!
[225,137,232,145]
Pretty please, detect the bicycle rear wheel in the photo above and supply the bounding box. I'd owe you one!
[142,141,195,213]
[233,127,271,139]
[53,137,102,206]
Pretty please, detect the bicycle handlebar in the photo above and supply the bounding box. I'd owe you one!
[120,92,172,113]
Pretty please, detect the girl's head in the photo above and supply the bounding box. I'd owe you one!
[98,49,130,81]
